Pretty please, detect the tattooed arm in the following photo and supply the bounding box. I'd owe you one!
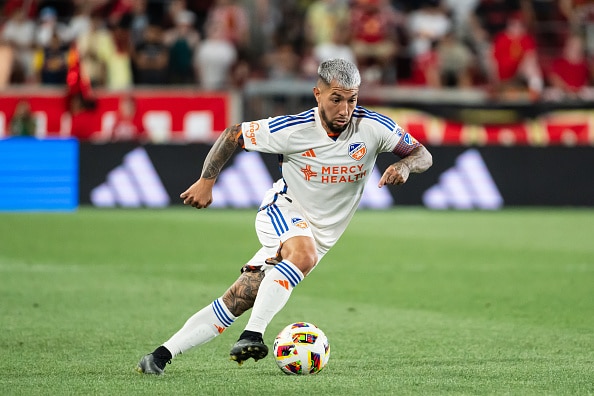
[180,124,243,208]
[378,145,433,187]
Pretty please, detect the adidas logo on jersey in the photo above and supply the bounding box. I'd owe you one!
[301,149,316,157]
[423,149,503,210]
[90,147,170,208]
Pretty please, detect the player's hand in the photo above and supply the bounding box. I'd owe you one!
[378,162,410,188]
[180,178,215,209]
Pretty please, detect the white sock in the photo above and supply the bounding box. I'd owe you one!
[163,298,236,357]
[244,260,304,335]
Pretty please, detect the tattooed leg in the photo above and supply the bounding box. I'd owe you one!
[160,271,263,358]
[222,271,265,317]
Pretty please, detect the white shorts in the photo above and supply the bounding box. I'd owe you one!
[243,188,328,272]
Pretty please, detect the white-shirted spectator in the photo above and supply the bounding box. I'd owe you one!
[1,8,36,81]
[35,7,69,47]
[407,0,451,58]
[194,22,237,90]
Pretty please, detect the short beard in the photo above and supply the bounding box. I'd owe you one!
[320,108,350,133]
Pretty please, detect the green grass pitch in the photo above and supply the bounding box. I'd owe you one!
[0,207,593,395]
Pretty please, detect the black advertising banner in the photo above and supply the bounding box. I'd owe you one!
[79,144,594,208]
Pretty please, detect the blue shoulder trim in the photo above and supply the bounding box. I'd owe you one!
[352,106,396,132]
[269,109,315,134]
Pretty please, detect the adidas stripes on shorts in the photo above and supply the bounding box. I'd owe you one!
[243,188,327,273]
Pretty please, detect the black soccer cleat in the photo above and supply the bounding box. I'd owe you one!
[136,353,169,375]
[229,332,269,366]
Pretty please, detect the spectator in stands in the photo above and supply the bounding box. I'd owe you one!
[162,0,189,29]
[350,0,402,84]
[302,20,356,80]
[490,11,544,100]
[442,0,480,39]
[99,19,134,90]
[132,23,169,85]
[64,2,92,44]
[193,21,237,90]
[561,0,594,55]
[466,0,522,85]
[519,0,568,53]
[69,91,101,141]
[472,0,522,39]
[412,30,475,88]
[204,0,250,50]
[243,0,283,62]
[435,31,475,87]
[9,100,36,137]
[109,94,144,141]
[407,0,451,57]
[546,34,593,100]
[263,36,302,81]
[35,6,69,47]
[192,0,216,37]
[106,0,135,27]
[164,10,200,84]
[312,22,356,65]
[0,43,13,88]
[1,8,36,83]
[304,0,350,47]
[77,15,109,87]
[128,0,150,47]
[2,0,38,19]
[33,31,69,85]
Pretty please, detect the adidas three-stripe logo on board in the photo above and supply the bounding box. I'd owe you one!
[423,149,503,210]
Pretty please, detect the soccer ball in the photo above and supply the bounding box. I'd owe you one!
[273,322,330,375]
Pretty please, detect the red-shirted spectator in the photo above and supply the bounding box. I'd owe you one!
[2,0,38,19]
[350,0,401,83]
[107,0,135,27]
[490,11,543,99]
[109,95,144,141]
[546,34,592,100]
[204,0,249,49]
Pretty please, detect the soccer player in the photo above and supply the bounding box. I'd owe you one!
[137,58,432,374]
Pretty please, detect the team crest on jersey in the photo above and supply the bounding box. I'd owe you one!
[291,217,308,229]
[396,127,404,137]
[348,142,367,161]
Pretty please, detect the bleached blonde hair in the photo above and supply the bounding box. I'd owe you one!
[317,59,361,89]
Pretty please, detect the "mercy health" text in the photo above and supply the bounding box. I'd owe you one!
[320,164,367,183]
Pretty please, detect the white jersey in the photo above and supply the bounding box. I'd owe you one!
[241,106,415,251]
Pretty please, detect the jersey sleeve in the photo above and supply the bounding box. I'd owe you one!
[377,119,421,158]
[241,118,289,153]
[391,125,421,158]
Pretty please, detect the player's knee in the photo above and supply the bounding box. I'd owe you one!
[285,250,318,276]
[281,236,318,276]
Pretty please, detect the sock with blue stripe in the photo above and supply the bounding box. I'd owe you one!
[163,297,236,358]
[244,260,304,335]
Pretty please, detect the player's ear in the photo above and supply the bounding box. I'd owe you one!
[313,87,321,103]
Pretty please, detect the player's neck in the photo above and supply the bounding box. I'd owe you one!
[327,131,341,141]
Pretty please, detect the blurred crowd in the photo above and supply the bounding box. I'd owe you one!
[2,0,594,101]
